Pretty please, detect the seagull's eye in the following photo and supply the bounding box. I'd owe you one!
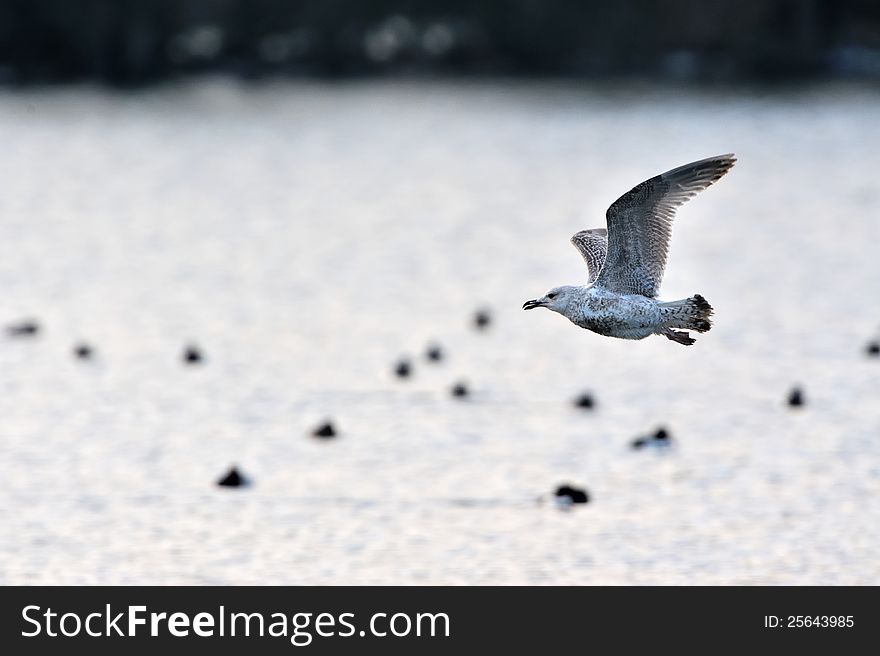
[547,293,557,300]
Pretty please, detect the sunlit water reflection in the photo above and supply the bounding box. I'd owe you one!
[1,80,878,584]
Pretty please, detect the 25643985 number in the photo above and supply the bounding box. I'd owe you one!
[787,616,853,628]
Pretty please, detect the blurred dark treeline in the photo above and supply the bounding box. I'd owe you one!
[1,0,880,86]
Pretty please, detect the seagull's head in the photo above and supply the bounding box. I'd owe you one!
[522,285,578,314]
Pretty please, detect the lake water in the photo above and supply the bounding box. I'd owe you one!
[1,80,878,584]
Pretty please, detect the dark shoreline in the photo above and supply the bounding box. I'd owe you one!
[2,0,879,87]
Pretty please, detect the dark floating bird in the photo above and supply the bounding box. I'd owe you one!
[425,343,444,362]
[631,427,672,450]
[182,345,203,365]
[450,381,469,398]
[312,421,337,439]
[216,466,249,488]
[73,343,93,360]
[473,309,492,331]
[6,320,39,337]
[866,341,880,357]
[787,386,805,408]
[573,392,595,409]
[554,484,590,505]
[394,359,412,379]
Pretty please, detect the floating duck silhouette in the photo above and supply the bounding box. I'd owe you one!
[425,343,444,362]
[473,309,492,331]
[183,345,203,365]
[554,484,590,505]
[6,320,39,337]
[312,421,337,439]
[394,359,412,379]
[631,427,673,450]
[573,392,595,409]
[217,466,249,488]
[450,381,469,399]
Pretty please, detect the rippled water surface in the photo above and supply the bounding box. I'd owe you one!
[1,81,879,584]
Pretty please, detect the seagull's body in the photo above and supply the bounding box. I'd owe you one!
[523,154,735,346]
[551,285,679,340]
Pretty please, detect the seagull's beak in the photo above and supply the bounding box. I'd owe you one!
[522,299,545,310]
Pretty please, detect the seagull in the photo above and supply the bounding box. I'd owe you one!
[523,154,735,345]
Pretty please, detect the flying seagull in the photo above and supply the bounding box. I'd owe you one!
[523,154,735,345]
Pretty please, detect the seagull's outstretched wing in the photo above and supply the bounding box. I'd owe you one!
[595,154,736,297]
[570,228,608,283]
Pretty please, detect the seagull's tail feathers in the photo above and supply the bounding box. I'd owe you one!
[658,294,714,334]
